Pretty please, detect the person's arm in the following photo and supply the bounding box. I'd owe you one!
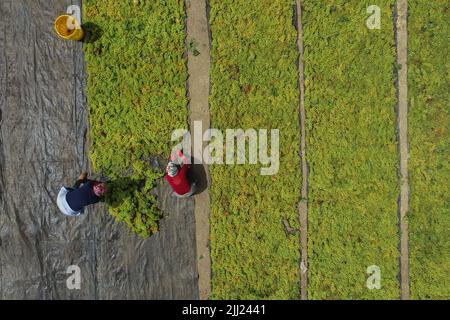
[73,172,88,189]
[170,149,189,165]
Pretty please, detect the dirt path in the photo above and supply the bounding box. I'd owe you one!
[395,0,410,300]
[186,0,212,300]
[295,0,309,300]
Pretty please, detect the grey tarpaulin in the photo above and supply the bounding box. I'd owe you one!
[0,0,198,299]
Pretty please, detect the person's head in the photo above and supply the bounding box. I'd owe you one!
[93,182,108,198]
[166,161,180,177]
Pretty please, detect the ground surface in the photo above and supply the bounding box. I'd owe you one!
[0,0,447,300]
[396,0,410,300]
[186,0,212,300]
[0,0,198,299]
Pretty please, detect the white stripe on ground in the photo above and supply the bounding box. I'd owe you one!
[186,0,212,300]
[396,0,410,300]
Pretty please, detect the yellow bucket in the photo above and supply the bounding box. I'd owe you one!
[54,15,84,41]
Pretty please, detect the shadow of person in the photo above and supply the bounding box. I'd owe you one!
[82,22,103,44]
[104,177,145,208]
[187,157,208,195]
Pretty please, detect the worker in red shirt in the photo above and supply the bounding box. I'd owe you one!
[165,150,196,198]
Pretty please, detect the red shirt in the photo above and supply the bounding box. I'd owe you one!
[165,164,191,195]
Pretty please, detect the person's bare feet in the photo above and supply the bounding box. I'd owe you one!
[78,172,88,181]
